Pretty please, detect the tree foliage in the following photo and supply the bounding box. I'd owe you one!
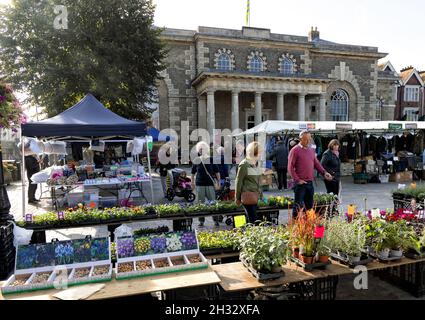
[0,0,166,120]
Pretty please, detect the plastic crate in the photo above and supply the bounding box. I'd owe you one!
[67,192,84,207]
[262,211,279,225]
[173,218,193,232]
[100,196,118,208]
[0,248,15,281]
[379,174,389,183]
[288,276,339,300]
[0,222,14,241]
[377,261,425,298]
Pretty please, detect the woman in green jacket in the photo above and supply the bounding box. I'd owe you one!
[235,141,263,224]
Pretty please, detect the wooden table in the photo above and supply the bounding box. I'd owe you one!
[212,257,425,293]
[0,266,220,300]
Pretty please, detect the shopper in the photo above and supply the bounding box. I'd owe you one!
[156,147,176,198]
[268,139,289,190]
[191,141,221,227]
[235,141,263,224]
[215,146,230,185]
[321,139,341,196]
[24,154,41,204]
[288,130,333,218]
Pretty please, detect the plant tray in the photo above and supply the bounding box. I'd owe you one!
[404,250,425,260]
[329,252,373,268]
[369,252,404,262]
[290,257,331,271]
[241,258,284,281]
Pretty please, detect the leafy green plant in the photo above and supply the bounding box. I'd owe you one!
[325,218,366,257]
[239,224,289,273]
[154,204,182,216]
[314,193,338,205]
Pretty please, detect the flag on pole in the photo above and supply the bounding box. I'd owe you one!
[246,0,250,26]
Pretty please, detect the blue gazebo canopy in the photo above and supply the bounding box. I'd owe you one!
[22,94,147,138]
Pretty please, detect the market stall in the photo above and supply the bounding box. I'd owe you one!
[236,120,425,187]
[20,94,155,215]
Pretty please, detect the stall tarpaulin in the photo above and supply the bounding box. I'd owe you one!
[21,94,146,138]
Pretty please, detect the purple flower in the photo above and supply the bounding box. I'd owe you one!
[0,96,6,102]
[150,237,166,253]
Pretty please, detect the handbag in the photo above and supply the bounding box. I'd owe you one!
[201,159,221,191]
[241,191,259,205]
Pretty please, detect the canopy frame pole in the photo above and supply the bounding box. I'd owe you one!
[21,135,26,218]
[145,136,155,204]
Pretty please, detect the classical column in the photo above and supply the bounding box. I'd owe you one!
[255,92,262,126]
[277,93,285,120]
[207,90,215,136]
[298,93,306,121]
[197,95,207,130]
[231,91,240,132]
[319,94,327,121]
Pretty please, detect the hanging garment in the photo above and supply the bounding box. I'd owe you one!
[376,136,388,159]
[413,131,425,155]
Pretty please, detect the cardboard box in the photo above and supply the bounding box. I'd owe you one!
[260,174,273,186]
[389,171,413,183]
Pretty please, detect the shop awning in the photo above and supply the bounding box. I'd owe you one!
[21,94,147,138]
[235,120,425,136]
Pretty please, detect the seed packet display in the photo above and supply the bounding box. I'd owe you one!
[115,231,207,280]
[1,237,112,295]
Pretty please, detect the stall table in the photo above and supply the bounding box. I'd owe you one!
[0,266,220,301]
[212,257,425,299]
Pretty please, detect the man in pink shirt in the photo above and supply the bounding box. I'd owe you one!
[288,130,333,218]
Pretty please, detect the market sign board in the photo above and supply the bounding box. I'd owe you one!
[299,123,316,130]
[389,123,403,130]
[405,123,417,129]
[335,123,353,130]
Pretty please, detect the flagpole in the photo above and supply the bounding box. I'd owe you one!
[246,0,250,27]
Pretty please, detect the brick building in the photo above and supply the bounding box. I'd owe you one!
[156,26,399,136]
[392,66,425,121]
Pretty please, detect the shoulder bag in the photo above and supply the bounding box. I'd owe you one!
[201,160,221,191]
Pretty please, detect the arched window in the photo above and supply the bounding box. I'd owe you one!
[330,89,349,121]
[281,57,294,75]
[217,53,231,71]
[250,56,263,73]
[376,99,383,121]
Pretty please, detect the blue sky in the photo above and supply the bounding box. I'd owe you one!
[154,0,424,71]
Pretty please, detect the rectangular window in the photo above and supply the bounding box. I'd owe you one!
[404,108,419,121]
[405,87,420,102]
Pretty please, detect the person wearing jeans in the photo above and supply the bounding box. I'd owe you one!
[288,130,333,218]
[235,142,263,224]
[268,139,288,190]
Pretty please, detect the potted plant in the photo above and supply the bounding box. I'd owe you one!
[290,210,320,265]
[239,224,289,275]
[316,232,330,263]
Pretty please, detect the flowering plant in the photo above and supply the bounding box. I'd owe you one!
[0,83,26,131]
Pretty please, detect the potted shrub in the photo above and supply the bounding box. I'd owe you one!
[239,224,289,275]
[316,232,330,263]
[385,220,416,258]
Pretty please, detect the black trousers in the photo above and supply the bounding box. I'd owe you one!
[276,168,288,190]
[324,180,340,195]
[243,204,261,224]
[27,171,38,201]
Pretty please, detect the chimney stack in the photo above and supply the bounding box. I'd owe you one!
[309,26,320,42]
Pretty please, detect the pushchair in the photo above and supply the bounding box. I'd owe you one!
[166,169,196,202]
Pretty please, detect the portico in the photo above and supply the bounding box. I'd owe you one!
[192,71,331,133]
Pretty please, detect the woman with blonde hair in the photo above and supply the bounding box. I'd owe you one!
[235,141,263,224]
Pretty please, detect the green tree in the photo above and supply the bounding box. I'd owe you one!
[0,0,166,120]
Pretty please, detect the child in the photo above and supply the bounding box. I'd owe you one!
[177,171,191,191]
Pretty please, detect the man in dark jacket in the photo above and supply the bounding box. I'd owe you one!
[269,140,289,190]
[25,155,40,203]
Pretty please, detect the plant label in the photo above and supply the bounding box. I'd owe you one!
[387,161,393,165]
[371,208,380,219]
[25,214,33,222]
[314,226,325,239]
[347,204,356,216]
[234,215,247,228]
[57,212,65,220]
[393,157,399,161]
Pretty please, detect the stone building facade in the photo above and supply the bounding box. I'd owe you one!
[156,26,399,136]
